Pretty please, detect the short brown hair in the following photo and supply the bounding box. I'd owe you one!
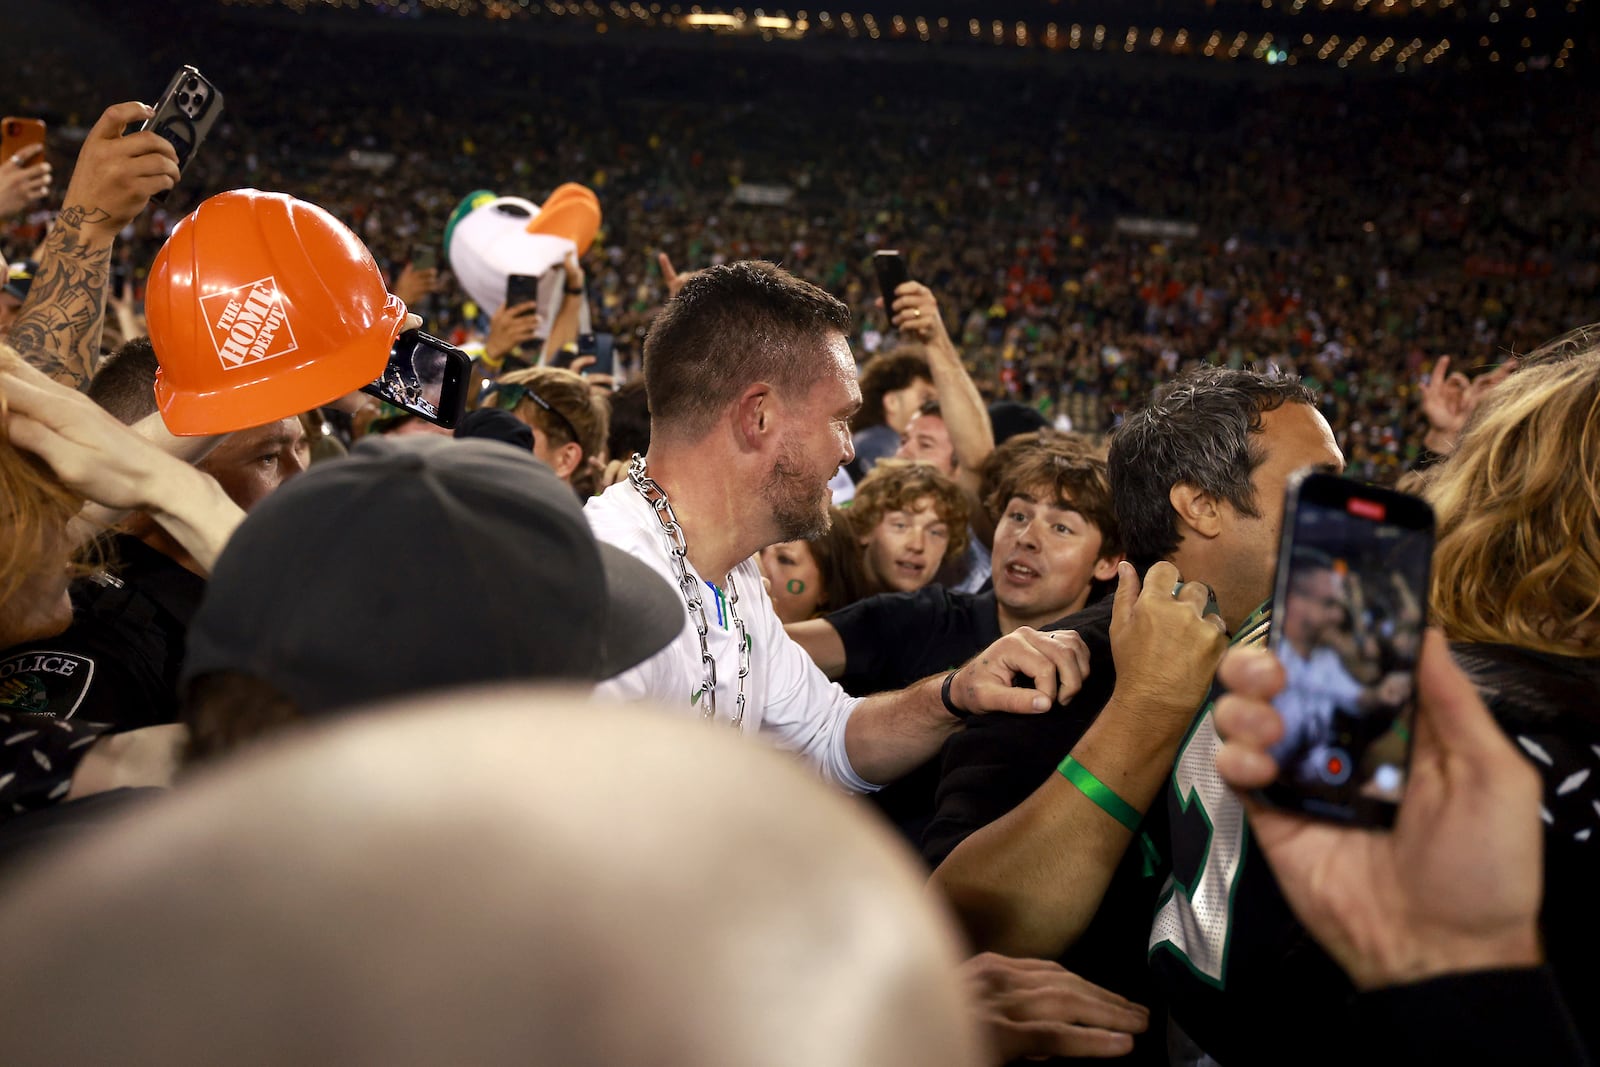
[982,430,1120,557]
[1427,334,1600,654]
[852,348,932,432]
[644,261,852,441]
[847,459,970,563]
[86,338,160,425]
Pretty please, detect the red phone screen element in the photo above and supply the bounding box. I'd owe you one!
[1347,498,1386,521]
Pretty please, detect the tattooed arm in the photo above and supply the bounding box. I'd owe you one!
[8,205,115,387]
[7,102,180,389]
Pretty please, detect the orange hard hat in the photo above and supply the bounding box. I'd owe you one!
[147,189,407,436]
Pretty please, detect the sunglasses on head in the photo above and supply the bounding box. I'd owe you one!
[483,381,581,447]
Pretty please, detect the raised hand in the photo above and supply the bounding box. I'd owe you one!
[105,271,145,343]
[657,251,699,300]
[1418,355,1516,456]
[61,102,182,241]
[392,262,441,309]
[889,280,954,349]
[0,143,51,217]
[1107,560,1228,721]
[7,102,181,387]
[484,302,542,365]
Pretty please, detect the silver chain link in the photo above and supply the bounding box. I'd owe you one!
[627,454,750,729]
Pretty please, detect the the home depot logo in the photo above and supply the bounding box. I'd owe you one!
[200,276,299,370]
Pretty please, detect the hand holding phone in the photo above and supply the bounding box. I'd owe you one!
[126,66,223,201]
[1,117,46,163]
[504,273,541,317]
[360,328,471,429]
[873,249,910,317]
[1214,629,1545,994]
[575,332,615,377]
[0,118,50,215]
[55,102,188,240]
[1256,472,1433,827]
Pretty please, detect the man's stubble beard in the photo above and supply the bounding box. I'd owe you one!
[762,443,833,543]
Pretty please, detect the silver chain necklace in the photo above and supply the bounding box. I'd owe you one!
[627,454,750,729]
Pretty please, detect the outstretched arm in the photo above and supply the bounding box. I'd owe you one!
[8,103,179,388]
[892,280,993,494]
[845,626,1091,786]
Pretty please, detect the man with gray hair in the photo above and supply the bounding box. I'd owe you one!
[928,366,1340,1062]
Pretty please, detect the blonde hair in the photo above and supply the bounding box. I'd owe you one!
[494,366,610,495]
[1426,334,1600,655]
[0,345,85,617]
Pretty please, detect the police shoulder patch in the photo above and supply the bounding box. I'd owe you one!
[0,650,97,719]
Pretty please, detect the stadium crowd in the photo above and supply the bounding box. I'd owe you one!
[5,15,1597,476]
[0,6,1596,1065]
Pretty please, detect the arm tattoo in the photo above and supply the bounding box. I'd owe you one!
[6,206,115,391]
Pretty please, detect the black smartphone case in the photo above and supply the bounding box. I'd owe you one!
[133,66,224,201]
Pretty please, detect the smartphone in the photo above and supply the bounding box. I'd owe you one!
[128,66,223,200]
[360,329,471,429]
[1258,472,1434,828]
[504,273,541,317]
[0,117,46,162]
[873,249,910,315]
[576,332,615,376]
[410,243,437,273]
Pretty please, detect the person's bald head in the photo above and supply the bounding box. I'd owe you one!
[0,688,983,1067]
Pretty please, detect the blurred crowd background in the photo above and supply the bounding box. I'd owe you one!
[4,0,1594,481]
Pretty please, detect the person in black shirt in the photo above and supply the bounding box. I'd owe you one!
[0,341,311,730]
[792,432,1121,691]
[0,347,236,834]
[927,369,1338,1064]
[787,435,1122,848]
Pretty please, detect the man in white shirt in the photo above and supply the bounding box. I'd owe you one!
[588,261,1088,792]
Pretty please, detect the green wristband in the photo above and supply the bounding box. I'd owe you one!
[1057,755,1141,832]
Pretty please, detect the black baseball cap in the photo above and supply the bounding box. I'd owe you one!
[453,407,534,451]
[182,435,681,715]
[988,400,1050,445]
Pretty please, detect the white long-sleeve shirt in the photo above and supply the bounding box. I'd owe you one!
[585,481,876,793]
